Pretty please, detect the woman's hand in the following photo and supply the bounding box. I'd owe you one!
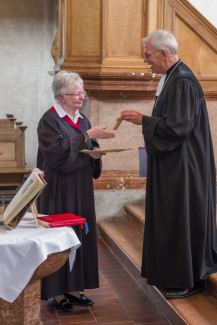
[86,126,115,139]
[88,147,105,159]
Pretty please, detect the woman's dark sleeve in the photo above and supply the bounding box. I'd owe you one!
[37,117,89,173]
[85,127,102,179]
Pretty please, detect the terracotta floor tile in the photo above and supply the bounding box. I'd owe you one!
[89,287,114,295]
[127,307,163,318]
[91,303,125,312]
[59,313,95,323]
[59,323,96,325]
[41,239,171,325]
[41,314,59,321]
[42,321,60,325]
[92,304,128,317]
[117,295,153,305]
[95,323,135,325]
[94,315,132,324]
[132,315,169,324]
[92,297,120,306]
[124,302,161,313]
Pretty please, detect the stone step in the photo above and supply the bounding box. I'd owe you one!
[98,219,143,270]
[207,273,217,299]
[98,203,217,325]
[125,203,145,235]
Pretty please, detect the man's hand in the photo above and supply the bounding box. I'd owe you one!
[121,110,143,125]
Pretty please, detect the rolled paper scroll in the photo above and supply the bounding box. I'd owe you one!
[113,116,123,130]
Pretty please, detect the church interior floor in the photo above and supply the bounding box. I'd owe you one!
[41,238,171,325]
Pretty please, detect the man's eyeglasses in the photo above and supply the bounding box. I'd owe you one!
[66,91,86,97]
[144,50,162,59]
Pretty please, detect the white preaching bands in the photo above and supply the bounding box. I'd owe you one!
[154,60,182,109]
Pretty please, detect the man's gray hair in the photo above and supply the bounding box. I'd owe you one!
[52,70,84,100]
[142,29,178,55]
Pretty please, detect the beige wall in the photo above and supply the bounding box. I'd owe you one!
[89,99,217,171]
[207,101,217,162]
[89,99,153,171]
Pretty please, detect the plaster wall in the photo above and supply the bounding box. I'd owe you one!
[95,189,145,221]
[89,99,217,172]
[0,0,57,169]
[188,0,217,28]
[89,99,153,171]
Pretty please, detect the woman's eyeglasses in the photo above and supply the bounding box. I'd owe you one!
[66,91,86,97]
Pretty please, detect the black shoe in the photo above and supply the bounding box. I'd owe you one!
[64,293,94,306]
[163,285,203,299]
[51,297,74,312]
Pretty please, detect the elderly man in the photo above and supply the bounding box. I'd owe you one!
[121,29,217,299]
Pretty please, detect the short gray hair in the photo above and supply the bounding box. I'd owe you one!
[52,70,84,100]
[142,29,178,55]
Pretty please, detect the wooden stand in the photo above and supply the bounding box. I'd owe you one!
[30,202,39,228]
[1,202,40,229]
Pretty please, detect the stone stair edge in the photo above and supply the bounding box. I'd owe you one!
[124,203,145,222]
[98,220,187,324]
[98,219,143,269]
[98,217,217,325]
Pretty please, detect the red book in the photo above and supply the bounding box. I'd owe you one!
[37,213,86,228]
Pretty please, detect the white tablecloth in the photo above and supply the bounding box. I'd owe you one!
[0,213,81,303]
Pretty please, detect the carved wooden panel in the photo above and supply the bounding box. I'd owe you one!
[57,0,149,73]
[0,143,16,165]
[58,0,102,71]
[164,0,217,92]
[67,0,101,58]
[55,0,217,99]
[101,0,148,72]
[0,116,27,168]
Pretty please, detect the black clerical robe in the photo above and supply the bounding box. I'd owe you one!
[37,109,101,299]
[141,62,217,289]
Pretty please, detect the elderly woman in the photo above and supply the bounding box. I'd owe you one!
[37,70,115,311]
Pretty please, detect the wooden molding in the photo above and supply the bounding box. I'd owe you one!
[93,170,146,190]
[81,72,217,100]
[93,170,217,191]
[81,71,160,100]
[203,91,217,101]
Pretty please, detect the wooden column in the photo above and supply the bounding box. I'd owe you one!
[56,0,150,74]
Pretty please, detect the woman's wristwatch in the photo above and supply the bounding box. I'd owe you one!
[84,131,90,142]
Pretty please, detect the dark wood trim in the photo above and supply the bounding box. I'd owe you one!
[81,71,160,89]
[94,171,217,190]
[87,89,156,100]
[86,89,217,101]
[82,72,159,100]
[81,72,217,101]
[204,91,217,101]
[52,69,217,101]
[93,170,146,190]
